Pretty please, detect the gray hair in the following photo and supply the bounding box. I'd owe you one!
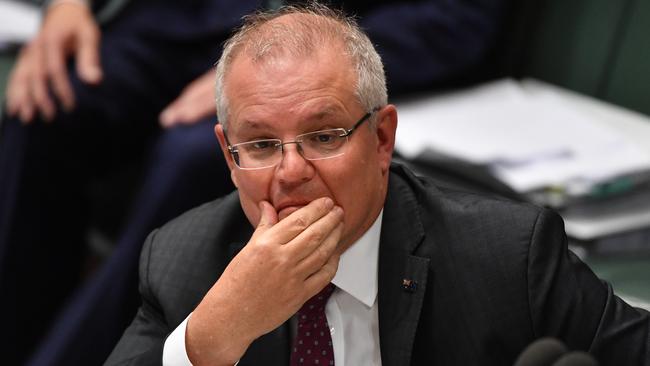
[214,2,387,129]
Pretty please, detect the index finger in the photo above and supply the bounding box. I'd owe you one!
[264,197,335,244]
[44,37,75,111]
[76,30,102,84]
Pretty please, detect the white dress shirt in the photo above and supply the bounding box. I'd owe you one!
[163,211,384,366]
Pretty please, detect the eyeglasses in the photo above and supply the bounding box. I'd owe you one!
[225,108,380,170]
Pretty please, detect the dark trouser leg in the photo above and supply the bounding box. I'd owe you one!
[26,119,234,366]
[0,30,172,365]
[0,115,89,365]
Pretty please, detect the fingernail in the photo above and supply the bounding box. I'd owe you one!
[333,206,343,215]
[323,197,334,209]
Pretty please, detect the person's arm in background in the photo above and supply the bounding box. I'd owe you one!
[5,0,102,122]
[358,0,509,95]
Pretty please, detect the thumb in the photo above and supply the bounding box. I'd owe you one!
[159,101,179,127]
[256,201,278,230]
[76,31,102,84]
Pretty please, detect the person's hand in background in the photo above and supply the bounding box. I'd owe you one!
[159,70,217,128]
[6,0,102,123]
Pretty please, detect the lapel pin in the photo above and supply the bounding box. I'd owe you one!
[402,278,418,293]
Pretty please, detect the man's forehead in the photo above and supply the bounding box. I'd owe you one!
[230,104,349,132]
[224,51,358,129]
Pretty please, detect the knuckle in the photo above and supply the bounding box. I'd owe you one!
[316,246,330,265]
[255,222,271,231]
[325,268,337,281]
[46,55,63,70]
[291,216,309,231]
[254,239,272,253]
[308,228,326,244]
[42,33,58,46]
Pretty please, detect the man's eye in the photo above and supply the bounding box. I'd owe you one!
[311,132,337,144]
[251,140,275,149]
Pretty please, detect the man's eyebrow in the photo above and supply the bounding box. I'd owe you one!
[305,106,346,121]
[239,119,273,131]
[235,106,347,131]
[227,120,275,141]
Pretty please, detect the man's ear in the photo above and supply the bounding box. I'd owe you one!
[374,104,398,175]
[215,123,239,187]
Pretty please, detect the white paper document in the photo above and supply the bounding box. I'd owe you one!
[395,79,650,193]
[0,0,40,48]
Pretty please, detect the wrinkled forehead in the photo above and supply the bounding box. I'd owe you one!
[223,50,358,133]
[231,104,352,135]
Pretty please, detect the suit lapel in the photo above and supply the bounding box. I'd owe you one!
[378,168,431,366]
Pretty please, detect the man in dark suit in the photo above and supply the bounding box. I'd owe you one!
[1,0,510,364]
[107,4,649,366]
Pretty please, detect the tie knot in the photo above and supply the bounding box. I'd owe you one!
[298,283,335,321]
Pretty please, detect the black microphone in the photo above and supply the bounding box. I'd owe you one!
[552,351,598,366]
[513,338,568,366]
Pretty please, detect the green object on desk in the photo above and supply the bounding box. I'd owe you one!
[590,177,634,198]
[584,255,650,307]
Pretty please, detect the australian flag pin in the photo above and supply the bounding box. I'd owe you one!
[402,278,417,293]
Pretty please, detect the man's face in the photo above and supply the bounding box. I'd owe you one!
[215,46,397,250]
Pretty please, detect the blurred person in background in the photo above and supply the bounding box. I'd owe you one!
[0,0,508,364]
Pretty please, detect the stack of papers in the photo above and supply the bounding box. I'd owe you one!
[395,79,650,194]
[0,0,40,50]
[395,79,650,240]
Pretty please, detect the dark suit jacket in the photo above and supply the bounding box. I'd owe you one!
[106,163,650,365]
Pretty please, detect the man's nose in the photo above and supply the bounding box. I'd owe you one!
[276,142,314,186]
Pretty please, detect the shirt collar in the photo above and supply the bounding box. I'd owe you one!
[331,210,383,308]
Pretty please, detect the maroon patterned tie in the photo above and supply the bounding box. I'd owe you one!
[290,283,336,366]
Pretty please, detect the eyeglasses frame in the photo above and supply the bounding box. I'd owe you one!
[223,107,381,170]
